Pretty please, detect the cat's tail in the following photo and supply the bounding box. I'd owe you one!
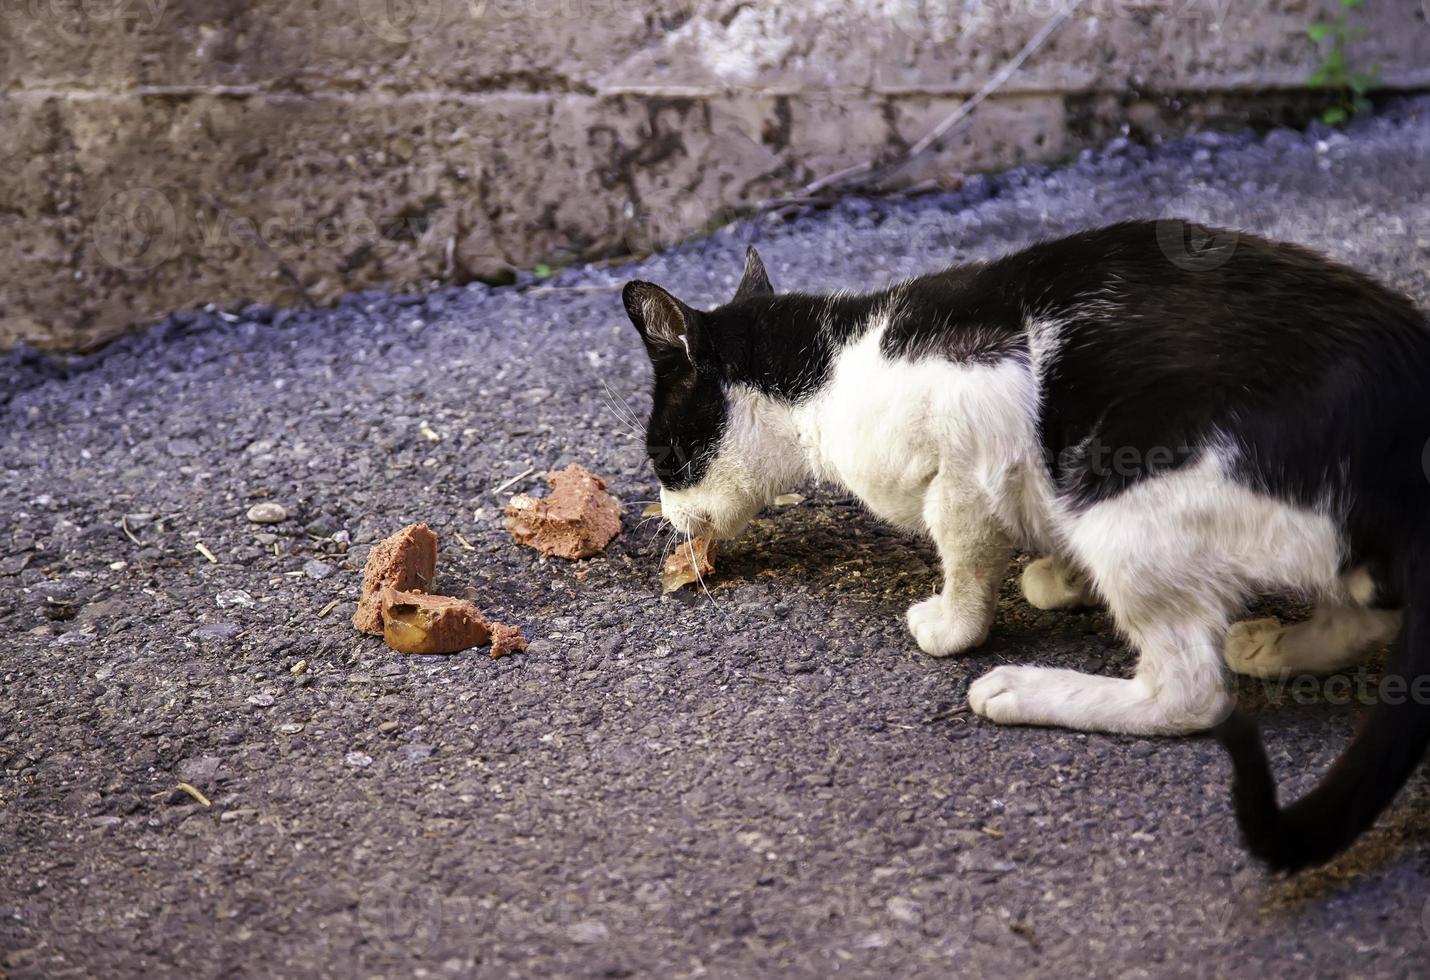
[1214,536,1430,872]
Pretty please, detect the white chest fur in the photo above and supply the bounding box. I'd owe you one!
[792,326,1050,545]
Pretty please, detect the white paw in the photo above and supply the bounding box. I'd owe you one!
[1223,618,1285,678]
[906,596,989,657]
[1020,557,1095,611]
[967,665,1043,725]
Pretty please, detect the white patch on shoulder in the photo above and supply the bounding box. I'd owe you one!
[791,311,1049,545]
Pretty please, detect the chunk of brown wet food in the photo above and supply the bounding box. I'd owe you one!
[504,464,621,560]
[379,588,492,654]
[661,537,717,593]
[488,622,528,659]
[353,523,438,635]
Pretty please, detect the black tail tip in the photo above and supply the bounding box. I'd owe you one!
[1211,707,1312,872]
[1211,705,1260,751]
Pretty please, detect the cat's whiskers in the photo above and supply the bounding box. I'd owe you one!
[658,525,681,567]
[606,383,648,434]
[685,530,722,613]
[599,380,645,439]
[599,382,644,440]
[641,515,672,548]
[633,514,664,536]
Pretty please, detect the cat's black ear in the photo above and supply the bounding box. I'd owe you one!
[733,246,773,301]
[623,281,699,360]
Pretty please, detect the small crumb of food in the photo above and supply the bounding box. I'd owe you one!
[504,464,621,560]
[353,523,438,635]
[379,588,492,655]
[661,537,718,593]
[489,622,529,658]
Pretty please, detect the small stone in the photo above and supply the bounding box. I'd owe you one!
[397,743,433,764]
[303,560,335,580]
[886,896,921,926]
[958,849,1016,876]
[277,723,304,735]
[524,639,556,659]
[193,622,242,643]
[971,914,1006,945]
[246,693,275,707]
[567,920,609,944]
[344,751,374,768]
[216,589,254,609]
[241,303,274,323]
[52,632,95,647]
[246,502,288,524]
[378,721,401,735]
[177,755,222,784]
[304,519,336,538]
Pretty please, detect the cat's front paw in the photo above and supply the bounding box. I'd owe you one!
[906,596,989,657]
[967,665,1040,725]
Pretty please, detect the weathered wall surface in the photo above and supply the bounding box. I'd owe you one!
[1,0,1427,350]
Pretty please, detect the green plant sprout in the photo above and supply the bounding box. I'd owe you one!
[1307,0,1380,125]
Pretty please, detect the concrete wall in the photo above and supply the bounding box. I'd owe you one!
[2,0,1427,350]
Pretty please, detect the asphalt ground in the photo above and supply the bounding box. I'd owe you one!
[2,97,1429,978]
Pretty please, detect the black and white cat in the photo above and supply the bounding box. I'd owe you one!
[621,220,1430,872]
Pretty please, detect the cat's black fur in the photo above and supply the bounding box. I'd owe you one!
[625,219,1430,870]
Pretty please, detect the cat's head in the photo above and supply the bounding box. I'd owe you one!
[622,247,801,540]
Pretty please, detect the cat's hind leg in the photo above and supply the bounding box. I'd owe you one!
[1223,605,1401,679]
[970,460,1343,736]
[1021,555,1098,610]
